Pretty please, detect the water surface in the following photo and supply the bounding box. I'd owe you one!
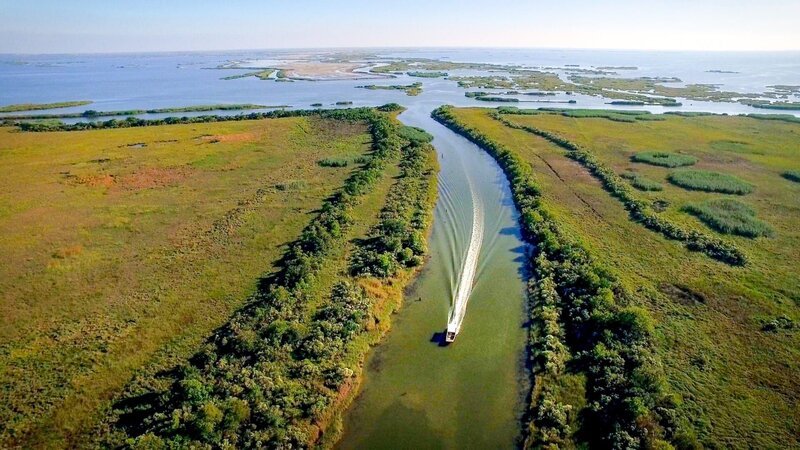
[336,102,530,449]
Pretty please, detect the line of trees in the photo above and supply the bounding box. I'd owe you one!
[493,111,747,266]
[350,128,437,278]
[110,108,435,448]
[433,105,694,449]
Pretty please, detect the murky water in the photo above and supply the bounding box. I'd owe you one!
[336,102,529,450]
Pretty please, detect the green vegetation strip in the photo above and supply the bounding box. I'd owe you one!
[632,151,698,168]
[493,112,747,266]
[113,108,437,448]
[684,199,772,238]
[739,99,800,110]
[356,82,422,96]
[668,169,754,195]
[433,105,691,449]
[12,106,380,132]
[351,129,437,277]
[744,113,800,124]
[500,107,665,123]
[2,104,279,121]
[0,100,92,113]
[406,71,447,78]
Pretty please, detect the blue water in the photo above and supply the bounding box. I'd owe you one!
[1,49,798,117]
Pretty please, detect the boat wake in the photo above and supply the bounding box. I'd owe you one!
[446,177,484,339]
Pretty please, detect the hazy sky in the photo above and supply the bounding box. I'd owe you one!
[2,0,799,54]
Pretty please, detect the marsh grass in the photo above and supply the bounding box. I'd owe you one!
[620,171,663,191]
[633,151,698,167]
[684,199,773,237]
[668,169,754,194]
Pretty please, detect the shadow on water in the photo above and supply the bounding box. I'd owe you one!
[430,331,451,347]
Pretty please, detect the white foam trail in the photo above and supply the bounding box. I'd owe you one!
[447,177,484,335]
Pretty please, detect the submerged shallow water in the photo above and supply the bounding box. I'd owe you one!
[336,102,529,449]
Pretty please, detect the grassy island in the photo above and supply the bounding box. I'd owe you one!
[0,100,93,113]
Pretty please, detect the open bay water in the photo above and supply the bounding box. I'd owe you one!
[1,49,798,118]
[1,48,797,447]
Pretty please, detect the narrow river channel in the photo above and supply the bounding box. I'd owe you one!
[337,102,530,449]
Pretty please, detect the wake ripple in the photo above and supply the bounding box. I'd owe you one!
[446,176,484,335]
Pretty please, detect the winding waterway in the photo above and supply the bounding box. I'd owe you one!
[336,102,530,449]
[1,49,796,448]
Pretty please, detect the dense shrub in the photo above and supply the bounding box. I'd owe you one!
[317,158,349,167]
[632,151,698,168]
[782,170,800,183]
[668,169,754,195]
[684,199,772,238]
[761,315,796,332]
[621,172,664,191]
[433,106,687,449]
[492,112,747,266]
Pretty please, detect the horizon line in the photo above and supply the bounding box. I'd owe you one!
[3,45,800,57]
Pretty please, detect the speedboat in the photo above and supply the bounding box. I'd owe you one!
[445,324,457,343]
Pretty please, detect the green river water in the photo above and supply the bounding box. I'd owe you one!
[337,104,530,449]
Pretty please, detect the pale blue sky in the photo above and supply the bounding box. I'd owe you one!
[2,0,798,53]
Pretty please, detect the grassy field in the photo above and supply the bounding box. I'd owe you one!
[0,115,387,447]
[449,108,799,448]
